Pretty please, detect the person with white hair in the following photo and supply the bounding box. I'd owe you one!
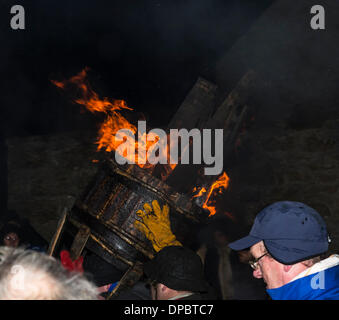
[0,246,99,300]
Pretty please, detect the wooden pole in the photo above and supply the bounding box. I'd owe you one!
[47,208,68,256]
[106,261,144,300]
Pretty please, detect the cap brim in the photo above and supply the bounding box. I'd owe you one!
[264,239,328,265]
[228,235,262,251]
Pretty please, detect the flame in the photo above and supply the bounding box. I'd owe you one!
[52,69,191,179]
[52,68,133,115]
[192,172,230,217]
[51,68,161,169]
[192,187,207,198]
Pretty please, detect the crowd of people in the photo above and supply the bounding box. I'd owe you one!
[0,200,338,300]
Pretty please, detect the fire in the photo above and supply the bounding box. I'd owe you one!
[192,172,230,217]
[51,68,160,169]
[52,69,196,180]
[193,187,207,198]
[52,68,132,114]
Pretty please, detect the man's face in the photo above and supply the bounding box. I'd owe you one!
[250,241,284,289]
[3,232,20,248]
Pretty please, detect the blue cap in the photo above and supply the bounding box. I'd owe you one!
[228,201,329,264]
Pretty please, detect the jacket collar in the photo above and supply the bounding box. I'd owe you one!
[292,255,339,281]
[267,255,339,300]
[168,292,194,300]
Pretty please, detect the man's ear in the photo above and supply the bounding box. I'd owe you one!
[283,265,293,272]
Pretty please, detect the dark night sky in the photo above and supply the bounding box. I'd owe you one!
[1,0,273,136]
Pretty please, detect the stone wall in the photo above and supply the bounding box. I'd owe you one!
[214,0,339,253]
[7,131,101,241]
[7,121,339,253]
[228,118,339,253]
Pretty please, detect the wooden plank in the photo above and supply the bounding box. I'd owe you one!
[167,77,218,130]
[207,70,256,129]
[68,216,135,268]
[107,261,144,300]
[47,208,68,257]
[69,224,91,260]
[166,71,255,193]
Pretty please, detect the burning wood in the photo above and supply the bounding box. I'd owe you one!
[49,69,255,298]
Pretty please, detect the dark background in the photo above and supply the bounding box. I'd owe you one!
[0,0,274,213]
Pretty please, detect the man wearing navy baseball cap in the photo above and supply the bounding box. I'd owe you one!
[229,201,339,300]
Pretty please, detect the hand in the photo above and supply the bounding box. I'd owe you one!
[134,200,182,252]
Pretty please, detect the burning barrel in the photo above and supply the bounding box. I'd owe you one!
[50,157,209,278]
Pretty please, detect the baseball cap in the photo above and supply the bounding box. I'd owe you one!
[228,201,330,264]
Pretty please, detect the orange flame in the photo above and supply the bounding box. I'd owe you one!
[192,172,230,217]
[51,68,163,169]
